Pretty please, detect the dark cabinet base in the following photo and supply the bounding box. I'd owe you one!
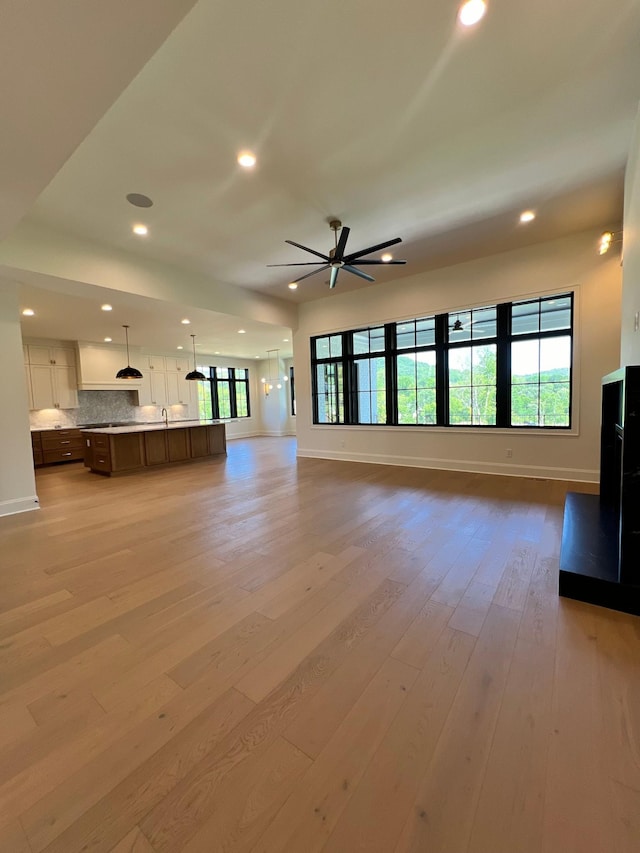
[84,424,226,476]
[559,366,640,616]
[559,493,640,616]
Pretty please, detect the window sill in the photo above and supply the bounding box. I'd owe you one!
[310,423,579,437]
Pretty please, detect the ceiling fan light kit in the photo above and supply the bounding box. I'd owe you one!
[267,220,407,289]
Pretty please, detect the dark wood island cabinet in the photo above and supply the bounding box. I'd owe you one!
[31,428,84,467]
[82,422,226,475]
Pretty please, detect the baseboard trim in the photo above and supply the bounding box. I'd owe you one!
[295,448,598,483]
[0,495,40,517]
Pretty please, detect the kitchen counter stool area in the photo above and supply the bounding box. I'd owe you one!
[82,422,226,475]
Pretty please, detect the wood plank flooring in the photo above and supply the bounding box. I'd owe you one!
[0,437,638,853]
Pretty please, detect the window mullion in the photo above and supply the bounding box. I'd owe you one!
[385,323,397,425]
[435,314,448,426]
[229,369,238,418]
[211,369,220,420]
[496,302,511,428]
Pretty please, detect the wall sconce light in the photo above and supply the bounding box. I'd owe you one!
[598,230,622,255]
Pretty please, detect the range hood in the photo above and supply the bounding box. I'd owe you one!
[76,342,143,391]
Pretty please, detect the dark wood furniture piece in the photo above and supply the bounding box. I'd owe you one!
[559,366,640,615]
[31,428,84,467]
[82,423,226,476]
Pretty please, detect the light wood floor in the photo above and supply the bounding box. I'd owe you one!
[1,437,638,853]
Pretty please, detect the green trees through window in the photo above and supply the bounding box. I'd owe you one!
[311,293,573,429]
[197,366,251,420]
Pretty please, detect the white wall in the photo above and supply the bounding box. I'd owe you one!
[0,282,39,516]
[621,102,640,367]
[255,355,294,436]
[295,231,621,482]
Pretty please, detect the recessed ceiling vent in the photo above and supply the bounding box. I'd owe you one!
[126,193,154,208]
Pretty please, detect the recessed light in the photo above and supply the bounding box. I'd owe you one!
[101,304,113,312]
[181,319,191,325]
[21,308,35,316]
[283,338,289,342]
[458,0,487,27]
[104,337,112,342]
[255,355,260,359]
[177,346,184,350]
[519,210,536,223]
[288,282,298,290]
[237,151,256,168]
[381,253,393,262]
[132,224,148,236]
[238,329,246,334]
[215,351,220,354]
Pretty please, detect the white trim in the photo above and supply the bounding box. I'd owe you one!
[309,424,579,437]
[226,430,262,440]
[296,448,598,483]
[0,495,40,517]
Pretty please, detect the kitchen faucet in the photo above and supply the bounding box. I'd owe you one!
[161,407,168,426]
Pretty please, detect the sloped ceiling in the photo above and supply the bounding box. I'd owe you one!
[2,0,640,354]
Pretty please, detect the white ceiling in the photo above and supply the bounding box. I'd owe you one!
[4,0,640,355]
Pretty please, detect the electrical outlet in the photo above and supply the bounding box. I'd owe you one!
[340,440,345,448]
[506,448,513,458]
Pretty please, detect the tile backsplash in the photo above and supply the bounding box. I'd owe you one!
[29,391,189,429]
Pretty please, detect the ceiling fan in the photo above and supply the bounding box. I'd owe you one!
[267,219,406,289]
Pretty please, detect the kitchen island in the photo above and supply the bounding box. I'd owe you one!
[82,421,226,475]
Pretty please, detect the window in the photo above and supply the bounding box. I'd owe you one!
[234,368,250,418]
[315,361,344,424]
[448,344,497,426]
[310,292,573,429]
[510,295,572,427]
[396,317,437,425]
[198,366,251,419]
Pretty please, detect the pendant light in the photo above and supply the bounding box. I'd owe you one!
[115,325,143,379]
[261,349,288,396]
[185,334,206,380]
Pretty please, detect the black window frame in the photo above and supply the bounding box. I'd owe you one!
[200,366,251,420]
[290,366,296,416]
[310,292,574,430]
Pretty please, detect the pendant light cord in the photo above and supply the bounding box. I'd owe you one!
[123,325,131,364]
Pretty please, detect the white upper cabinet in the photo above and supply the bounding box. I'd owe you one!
[25,344,78,409]
[149,369,169,407]
[148,355,165,371]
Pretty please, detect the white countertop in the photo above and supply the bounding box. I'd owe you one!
[79,420,222,435]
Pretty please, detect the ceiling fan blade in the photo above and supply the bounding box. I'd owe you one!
[266,262,327,267]
[349,259,407,265]
[344,236,402,263]
[343,264,375,283]
[292,264,331,283]
[335,226,350,260]
[329,267,339,289]
[285,239,331,261]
